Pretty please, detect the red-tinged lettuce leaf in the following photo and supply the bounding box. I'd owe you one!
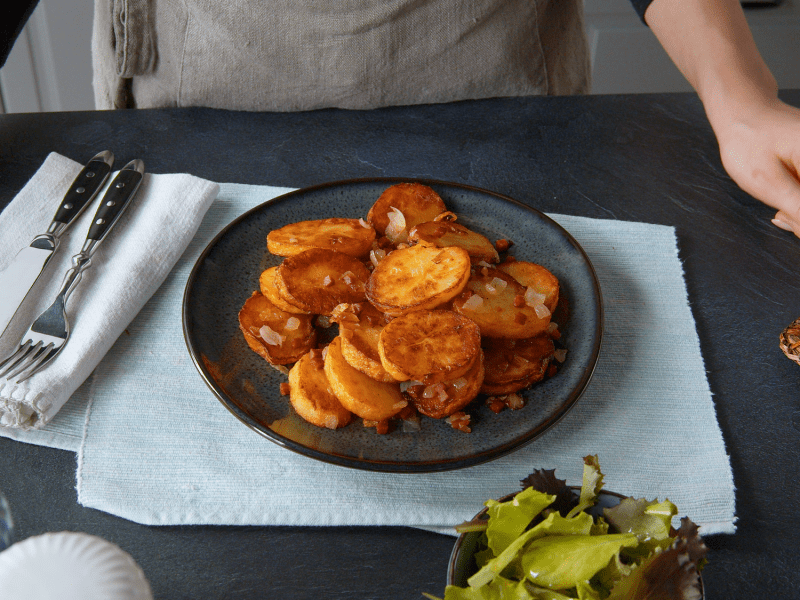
[567,456,604,519]
[674,517,709,572]
[605,519,707,600]
[520,469,578,517]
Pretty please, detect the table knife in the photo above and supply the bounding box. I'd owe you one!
[0,150,115,336]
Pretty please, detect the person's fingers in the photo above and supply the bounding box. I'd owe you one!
[722,148,800,237]
[773,210,800,236]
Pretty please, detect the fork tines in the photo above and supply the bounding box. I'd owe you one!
[0,338,60,383]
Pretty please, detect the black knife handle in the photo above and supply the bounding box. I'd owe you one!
[86,160,145,242]
[52,152,115,226]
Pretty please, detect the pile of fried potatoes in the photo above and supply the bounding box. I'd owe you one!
[238,183,566,433]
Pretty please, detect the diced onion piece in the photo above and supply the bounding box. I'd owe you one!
[321,345,329,360]
[323,275,333,286]
[284,317,301,331]
[524,287,546,306]
[492,277,507,290]
[422,385,438,399]
[400,380,424,392]
[385,207,407,242]
[359,218,371,228]
[554,349,568,363]
[401,415,421,433]
[461,294,484,311]
[259,325,285,346]
[476,261,492,268]
[342,271,354,284]
[392,401,409,410]
[547,322,559,333]
[370,248,386,268]
[533,303,551,319]
[485,282,496,294]
[505,393,525,410]
[451,377,468,390]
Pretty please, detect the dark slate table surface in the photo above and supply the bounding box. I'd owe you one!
[0,92,798,599]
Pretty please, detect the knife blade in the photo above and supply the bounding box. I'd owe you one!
[0,150,115,336]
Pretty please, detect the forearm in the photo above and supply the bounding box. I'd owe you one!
[644,0,778,128]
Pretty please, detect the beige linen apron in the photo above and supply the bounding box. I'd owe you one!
[92,0,589,111]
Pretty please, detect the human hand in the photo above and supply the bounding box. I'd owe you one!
[709,97,800,238]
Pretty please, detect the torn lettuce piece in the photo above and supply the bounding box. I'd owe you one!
[567,455,604,519]
[441,575,536,600]
[469,511,595,589]
[604,498,678,558]
[486,487,557,556]
[521,533,639,590]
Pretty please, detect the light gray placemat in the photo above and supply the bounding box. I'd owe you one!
[5,182,737,535]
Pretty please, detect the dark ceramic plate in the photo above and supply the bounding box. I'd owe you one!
[182,178,603,472]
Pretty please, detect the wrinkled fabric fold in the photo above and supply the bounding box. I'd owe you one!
[0,153,219,429]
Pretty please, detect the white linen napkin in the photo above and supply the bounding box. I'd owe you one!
[1,182,736,536]
[0,153,219,429]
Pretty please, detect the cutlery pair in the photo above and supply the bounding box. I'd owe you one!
[0,152,145,383]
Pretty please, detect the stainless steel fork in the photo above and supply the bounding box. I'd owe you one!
[0,159,146,383]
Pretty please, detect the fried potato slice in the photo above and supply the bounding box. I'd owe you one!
[288,349,353,429]
[498,261,559,313]
[408,220,499,264]
[451,267,550,339]
[275,248,370,315]
[366,244,471,316]
[259,267,310,314]
[323,337,407,421]
[238,291,317,365]
[406,351,485,418]
[378,310,481,384]
[267,218,376,258]
[331,303,396,383]
[481,334,554,395]
[367,183,447,243]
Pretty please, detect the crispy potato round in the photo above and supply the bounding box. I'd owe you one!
[238,291,317,365]
[378,310,481,384]
[481,334,555,395]
[323,337,407,421]
[498,261,559,313]
[275,248,370,315]
[406,351,485,418]
[259,267,310,314]
[288,349,352,429]
[366,244,471,316]
[332,303,396,383]
[367,183,447,243]
[267,218,376,258]
[451,267,550,339]
[408,220,499,264]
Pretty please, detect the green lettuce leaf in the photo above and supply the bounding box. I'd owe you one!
[469,511,595,589]
[486,487,557,555]
[566,456,604,519]
[521,533,639,590]
[442,575,536,600]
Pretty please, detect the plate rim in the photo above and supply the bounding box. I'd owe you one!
[182,177,604,472]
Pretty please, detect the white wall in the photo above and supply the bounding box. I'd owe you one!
[1,0,799,113]
[0,0,94,113]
